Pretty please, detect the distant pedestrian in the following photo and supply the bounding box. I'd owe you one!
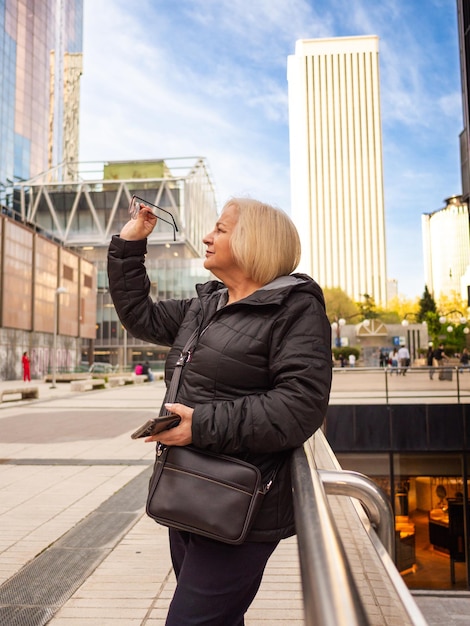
[348,353,356,368]
[22,351,31,382]
[390,348,399,375]
[433,344,450,381]
[460,348,469,372]
[339,353,346,368]
[142,361,155,382]
[433,344,447,369]
[427,346,435,379]
[379,349,388,368]
[397,345,410,376]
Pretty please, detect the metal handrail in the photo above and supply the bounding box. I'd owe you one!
[291,445,371,626]
[331,364,469,404]
[292,436,429,625]
[318,468,395,557]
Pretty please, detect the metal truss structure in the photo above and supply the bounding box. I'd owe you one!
[7,157,218,258]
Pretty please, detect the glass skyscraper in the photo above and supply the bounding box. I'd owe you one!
[0,0,83,192]
[0,4,218,375]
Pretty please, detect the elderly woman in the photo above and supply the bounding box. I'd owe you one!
[107,197,332,626]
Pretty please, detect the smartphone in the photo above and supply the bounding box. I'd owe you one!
[131,414,181,439]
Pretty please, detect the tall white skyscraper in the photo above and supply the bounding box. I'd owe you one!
[287,36,387,304]
[422,195,470,302]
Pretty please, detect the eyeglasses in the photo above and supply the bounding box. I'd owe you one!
[128,195,179,241]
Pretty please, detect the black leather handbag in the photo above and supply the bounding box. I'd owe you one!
[145,328,275,544]
[146,444,271,544]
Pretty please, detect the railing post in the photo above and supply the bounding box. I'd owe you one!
[318,469,395,559]
[384,364,389,403]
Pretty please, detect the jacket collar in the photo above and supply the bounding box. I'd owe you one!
[196,273,325,310]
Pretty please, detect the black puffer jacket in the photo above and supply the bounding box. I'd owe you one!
[108,235,332,542]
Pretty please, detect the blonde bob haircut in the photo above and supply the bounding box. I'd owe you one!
[225,197,301,285]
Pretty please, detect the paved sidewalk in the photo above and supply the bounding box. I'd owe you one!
[0,379,303,625]
[0,375,469,625]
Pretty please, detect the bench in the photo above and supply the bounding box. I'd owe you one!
[70,378,106,392]
[0,387,39,402]
[132,374,148,384]
[108,376,135,387]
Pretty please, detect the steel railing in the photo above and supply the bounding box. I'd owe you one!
[331,365,470,404]
[318,468,395,557]
[291,431,429,626]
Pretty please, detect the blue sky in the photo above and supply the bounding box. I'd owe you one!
[79,0,462,299]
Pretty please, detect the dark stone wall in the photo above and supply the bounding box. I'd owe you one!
[324,404,468,452]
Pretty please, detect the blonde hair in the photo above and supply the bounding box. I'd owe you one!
[225,197,301,285]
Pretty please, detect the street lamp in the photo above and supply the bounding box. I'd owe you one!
[331,318,346,347]
[436,312,470,351]
[401,312,423,326]
[50,286,67,389]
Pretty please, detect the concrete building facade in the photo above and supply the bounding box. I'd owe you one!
[422,195,470,301]
[287,36,387,304]
[9,158,218,371]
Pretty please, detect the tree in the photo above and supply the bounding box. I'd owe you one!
[424,311,442,347]
[386,295,419,320]
[357,293,379,320]
[323,288,359,323]
[417,285,436,322]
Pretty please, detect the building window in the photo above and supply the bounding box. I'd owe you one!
[63,264,74,281]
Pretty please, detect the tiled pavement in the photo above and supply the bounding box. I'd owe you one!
[0,375,468,624]
[0,380,304,625]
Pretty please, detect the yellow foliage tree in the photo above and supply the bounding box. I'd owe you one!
[323,288,359,323]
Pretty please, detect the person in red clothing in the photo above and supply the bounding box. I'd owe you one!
[22,351,31,382]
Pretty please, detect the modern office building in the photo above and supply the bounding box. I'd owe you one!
[0,211,96,380]
[456,1,470,309]
[0,0,83,195]
[8,157,218,370]
[0,0,90,380]
[422,195,470,301]
[287,36,388,305]
[0,2,217,374]
[387,278,399,301]
[457,0,470,203]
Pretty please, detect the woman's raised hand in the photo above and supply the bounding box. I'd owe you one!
[120,205,157,241]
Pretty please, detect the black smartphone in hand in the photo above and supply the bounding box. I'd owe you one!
[131,414,181,439]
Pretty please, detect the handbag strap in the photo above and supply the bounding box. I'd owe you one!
[161,324,284,493]
[161,328,199,415]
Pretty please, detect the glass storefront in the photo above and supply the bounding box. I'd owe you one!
[337,452,470,590]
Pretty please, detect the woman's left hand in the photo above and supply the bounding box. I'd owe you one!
[145,402,193,446]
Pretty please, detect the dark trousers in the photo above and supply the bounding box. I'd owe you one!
[165,529,279,626]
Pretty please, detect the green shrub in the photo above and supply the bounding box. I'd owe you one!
[332,347,360,362]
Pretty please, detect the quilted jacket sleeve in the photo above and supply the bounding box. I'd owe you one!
[107,235,189,346]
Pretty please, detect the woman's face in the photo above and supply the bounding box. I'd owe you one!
[203,204,239,279]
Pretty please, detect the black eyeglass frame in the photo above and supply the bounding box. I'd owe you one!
[128,195,179,241]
